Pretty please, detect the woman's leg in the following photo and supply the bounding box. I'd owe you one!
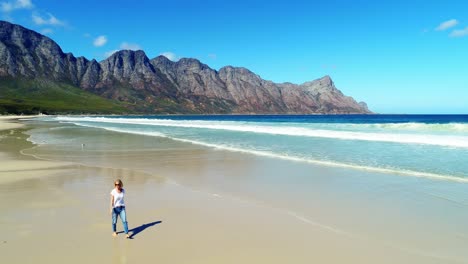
[119,208,129,235]
[112,208,118,235]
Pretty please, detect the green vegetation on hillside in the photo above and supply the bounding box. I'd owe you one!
[0,78,133,114]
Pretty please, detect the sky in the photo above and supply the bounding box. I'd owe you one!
[1,0,467,114]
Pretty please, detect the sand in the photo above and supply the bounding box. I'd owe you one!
[0,115,28,130]
[0,116,72,184]
[1,117,467,263]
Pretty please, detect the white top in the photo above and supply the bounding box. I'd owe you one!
[110,188,125,207]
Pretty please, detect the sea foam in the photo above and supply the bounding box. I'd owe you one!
[51,117,468,183]
[55,117,468,148]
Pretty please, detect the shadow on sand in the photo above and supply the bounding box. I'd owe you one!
[118,221,162,239]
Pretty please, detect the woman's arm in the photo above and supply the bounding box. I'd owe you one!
[110,195,114,215]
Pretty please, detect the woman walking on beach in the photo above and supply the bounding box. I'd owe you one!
[110,179,130,238]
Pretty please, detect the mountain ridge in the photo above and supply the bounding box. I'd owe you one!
[0,21,371,114]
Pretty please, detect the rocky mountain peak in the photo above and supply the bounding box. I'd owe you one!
[97,49,161,87]
[219,66,259,78]
[0,20,371,114]
[301,75,332,87]
[300,75,340,95]
[219,66,253,74]
[175,58,210,71]
[318,75,333,85]
[151,55,175,66]
[0,20,67,78]
[103,50,149,64]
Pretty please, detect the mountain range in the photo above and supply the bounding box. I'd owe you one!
[0,21,370,114]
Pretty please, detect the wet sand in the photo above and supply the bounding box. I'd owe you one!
[1,118,468,263]
[0,116,73,184]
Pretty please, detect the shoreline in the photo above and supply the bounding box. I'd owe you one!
[48,115,468,183]
[22,113,468,118]
[0,116,28,131]
[1,118,468,263]
[0,116,74,184]
[0,115,42,130]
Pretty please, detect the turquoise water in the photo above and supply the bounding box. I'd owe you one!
[39,115,468,182]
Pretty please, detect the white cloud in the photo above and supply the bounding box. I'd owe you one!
[93,35,108,47]
[1,0,33,12]
[40,28,53,35]
[32,12,64,26]
[207,53,217,59]
[321,64,337,70]
[1,2,12,11]
[450,27,468,37]
[16,0,31,8]
[435,19,459,31]
[120,42,141,50]
[160,52,178,61]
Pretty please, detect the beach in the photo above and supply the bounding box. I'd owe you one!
[1,116,468,263]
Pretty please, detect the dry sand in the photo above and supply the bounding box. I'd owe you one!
[0,115,29,130]
[0,118,467,263]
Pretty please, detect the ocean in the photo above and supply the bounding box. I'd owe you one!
[38,114,468,182]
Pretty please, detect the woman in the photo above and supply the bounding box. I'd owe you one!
[110,179,130,238]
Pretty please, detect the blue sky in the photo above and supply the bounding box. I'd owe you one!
[1,0,467,114]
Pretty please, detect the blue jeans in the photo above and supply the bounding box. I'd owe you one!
[112,206,129,234]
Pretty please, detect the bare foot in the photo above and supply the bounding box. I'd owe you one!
[112,232,117,237]
[125,234,130,239]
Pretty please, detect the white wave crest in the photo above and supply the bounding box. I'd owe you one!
[49,119,468,183]
[359,122,468,132]
[54,116,468,148]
